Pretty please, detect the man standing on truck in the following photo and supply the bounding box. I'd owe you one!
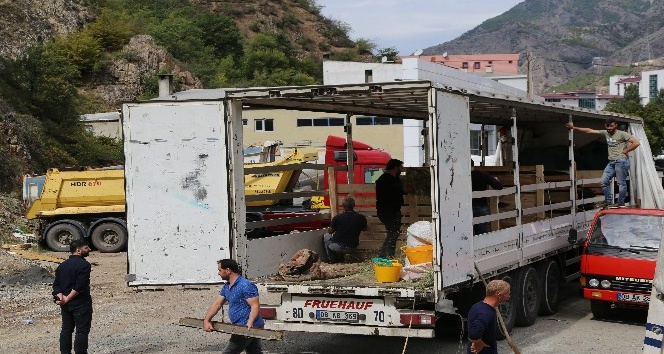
[204,259,264,354]
[566,118,640,207]
[376,159,406,258]
[467,279,511,354]
[324,197,368,263]
[52,239,93,354]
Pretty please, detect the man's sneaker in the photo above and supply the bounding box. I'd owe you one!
[609,202,625,208]
[595,201,609,208]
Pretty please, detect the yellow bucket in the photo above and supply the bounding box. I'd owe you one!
[401,245,433,265]
[373,260,402,283]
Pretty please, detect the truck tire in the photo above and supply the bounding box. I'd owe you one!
[496,273,518,340]
[515,266,540,327]
[90,222,127,253]
[537,260,560,315]
[45,222,84,252]
[590,300,611,319]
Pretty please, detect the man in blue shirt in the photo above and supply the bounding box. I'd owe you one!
[204,259,264,354]
[52,239,93,354]
[467,279,511,354]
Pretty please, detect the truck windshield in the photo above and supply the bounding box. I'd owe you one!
[589,214,663,250]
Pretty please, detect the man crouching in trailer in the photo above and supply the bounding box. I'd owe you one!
[566,118,640,208]
[204,259,264,354]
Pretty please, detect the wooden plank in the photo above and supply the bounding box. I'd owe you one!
[338,195,376,206]
[178,317,283,341]
[11,250,65,263]
[244,163,339,174]
[328,167,338,218]
[536,165,545,220]
[246,213,330,229]
[337,184,375,194]
[245,190,328,202]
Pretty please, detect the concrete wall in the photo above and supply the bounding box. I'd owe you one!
[242,109,405,160]
[80,112,122,139]
[323,61,403,85]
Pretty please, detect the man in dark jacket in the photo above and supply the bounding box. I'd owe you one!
[52,239,93,354]
[375,158,405,258]
[467,280,511,354]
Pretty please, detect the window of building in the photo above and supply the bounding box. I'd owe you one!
[488,61,493,64]
[296,119,312,127]
[254,118,274,131]
[365,70,373,83]
[578,98,596,109]
[508,60,513,64]
[462,62,468,69]
[545,98,561,103]
[474,62,481,69]
[297,118,345,127]
[242,119,248,126]
[470,130,481,155]
[650,74,658,100]
[355,116,403,125]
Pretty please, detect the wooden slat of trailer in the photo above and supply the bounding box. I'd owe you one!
[246,213,330,229]
[337,184,375,193]
[245,190,328,202]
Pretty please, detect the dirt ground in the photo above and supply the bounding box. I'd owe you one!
[1,249,240,354]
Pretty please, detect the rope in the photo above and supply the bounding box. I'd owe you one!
[400,296,417,354]
[473,263,522,354]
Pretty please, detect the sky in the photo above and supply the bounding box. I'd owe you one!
[316,0,525,55]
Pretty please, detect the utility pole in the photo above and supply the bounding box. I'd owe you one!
[526,52,533,99]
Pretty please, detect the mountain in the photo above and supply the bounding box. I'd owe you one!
[422,0,664,92]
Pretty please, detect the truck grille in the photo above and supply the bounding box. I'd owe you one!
[610,279,652,293]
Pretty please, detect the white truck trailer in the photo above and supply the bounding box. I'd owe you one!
[123,81,663,339]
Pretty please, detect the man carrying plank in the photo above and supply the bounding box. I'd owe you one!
[204,259,264,354]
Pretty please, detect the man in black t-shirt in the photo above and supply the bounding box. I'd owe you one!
[467,280,511,354]
[324,197,367,263]
[375,159,405,258]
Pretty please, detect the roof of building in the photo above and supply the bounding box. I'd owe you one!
[540,91,621,100]
[616,76,641,84]
[401,53,520,62]
[80,112,120,122]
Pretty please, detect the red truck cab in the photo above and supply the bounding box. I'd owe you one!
[580,208,664,318]
[322,135,392,206]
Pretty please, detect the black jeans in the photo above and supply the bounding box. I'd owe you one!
[222,334,263,354]
[60,301,93,354]
[378,211,402,258]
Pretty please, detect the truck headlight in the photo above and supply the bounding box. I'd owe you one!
[588,279,600,287]
[600,280,611,289]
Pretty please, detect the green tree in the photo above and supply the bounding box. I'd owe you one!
[197,13,243,58]
[605,85,642,115]
[85,8,133,52]
[375,47,399,62]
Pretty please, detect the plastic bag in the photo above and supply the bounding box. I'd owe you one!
[401,262,433,281]
[406,221,433,246]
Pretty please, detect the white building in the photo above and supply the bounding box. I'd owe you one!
[321,59,533,166]
[80,112,122,139]
[540,91,620,111]
[610,75,640,96]
[640,69,664,105]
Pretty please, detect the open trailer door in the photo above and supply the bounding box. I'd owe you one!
[123,101,232,286]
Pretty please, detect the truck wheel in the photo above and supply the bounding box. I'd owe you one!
[590,300,611,319]
[90,222,127,253]
[496,273,518,340]
[515,266,540,327]
[537,260,560,315]
[45,222,84,252]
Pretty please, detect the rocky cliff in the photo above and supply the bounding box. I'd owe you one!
[423,0,664,91]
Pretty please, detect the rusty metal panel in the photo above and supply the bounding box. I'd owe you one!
[123,101,231,285]
[433,91,474,289]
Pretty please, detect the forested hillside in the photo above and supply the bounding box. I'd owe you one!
[0,0,377,193]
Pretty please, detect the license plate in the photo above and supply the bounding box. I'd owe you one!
[316,310,359,323]
[617,292,650,303]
